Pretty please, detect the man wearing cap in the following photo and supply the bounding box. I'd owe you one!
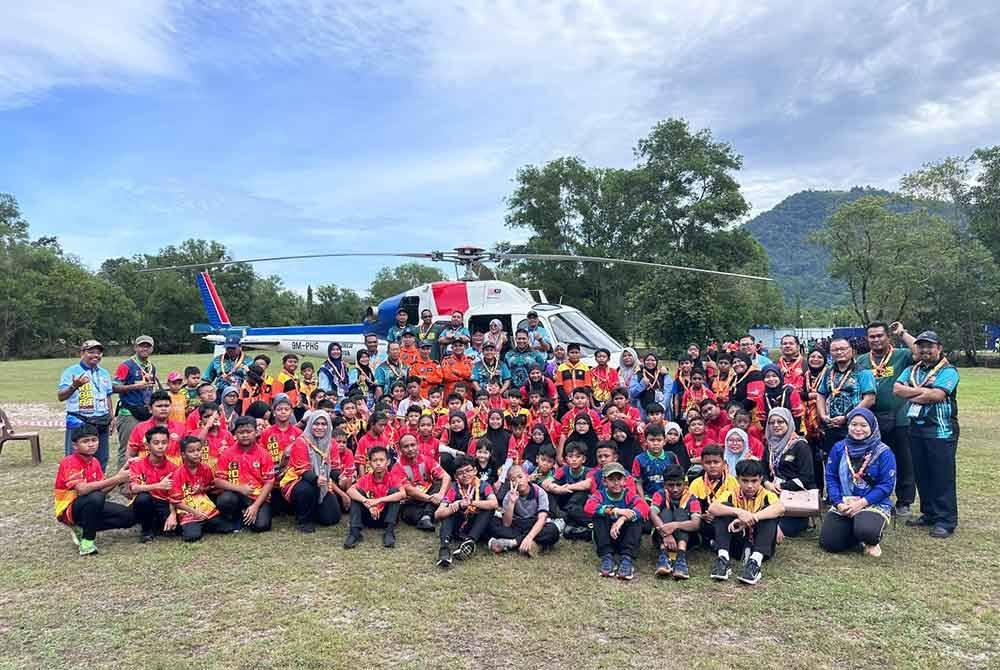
[472,342,512,394]
[524,311,552,354]
[438,311,470,355]
[57,340,115,470]
[410,340,443,397]
[203,335,253,394]
[112,335,160,470]
[893,331,961,539]
[398,328,421,367]
[387,309,410,344]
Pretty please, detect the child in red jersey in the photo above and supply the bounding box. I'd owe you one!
[128,425,178,542]
[683,416,716,464]
[126,390,185,465]
[399,405,423,440]
[611,387,642,426]
[213,416,275,533]
[393,433,451,531]
[188,402,234,471]
[259,394,303,476]
[171,436,232,542]
[415,414,443,462]
[700,397,732,437]
[54,425,134,556]
[355,411,391,474]
[508,415,530,466]
[344,445,405,549]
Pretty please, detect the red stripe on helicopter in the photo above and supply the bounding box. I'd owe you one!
[431,282,470,315]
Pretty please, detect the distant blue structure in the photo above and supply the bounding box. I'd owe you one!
[986,324,1000,351]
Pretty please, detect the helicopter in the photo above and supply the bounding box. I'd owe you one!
[148,246,772,365]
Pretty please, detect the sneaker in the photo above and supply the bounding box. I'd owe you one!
[437,545,453,568]
[69,526,83,547]
[566,525,592,541]
[672,553,690,580]
[383,528,396,548]
[863,543,882,557]
[905,515,934,527]
[617,556,635,581]
[453,538,476,561]
[929,525,954,539]
[343,531,362,549]
[894,504,911,517]
[552,518,566,534]
[738,559,762,586]
[488,537,516,554]
[654,552,673,578]
[416,515,435,532]
[297,523,316,534]
[78,539,98,556]
[139,533,155,543]
[710,556,731,581]
[600,554,616,577]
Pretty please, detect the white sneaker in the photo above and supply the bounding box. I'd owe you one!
[488,538,517,554]
[552,518,566,533]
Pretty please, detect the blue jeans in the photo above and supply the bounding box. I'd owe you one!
[64,423,111,472]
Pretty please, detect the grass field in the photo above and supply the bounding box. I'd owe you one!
[1,354,998,670]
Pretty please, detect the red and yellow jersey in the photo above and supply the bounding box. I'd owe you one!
[259,423,303,469]
[170,463,218,524]
[186,427,235,471]
[689,473,740,507]
[129,455,177,502]
[590,365,619,404]
[215,445,274,500]
[718,486,780,514]
[53,453,104,524]
[168,390,188,424]
[391,453,444,493]
[466,409,490,439]
[128,419,185,465]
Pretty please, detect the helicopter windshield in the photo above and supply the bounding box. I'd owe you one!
[523,310,621,357]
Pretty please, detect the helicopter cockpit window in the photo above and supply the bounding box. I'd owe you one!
[542,312,621,357]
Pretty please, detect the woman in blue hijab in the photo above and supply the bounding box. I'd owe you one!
[820,407,896,556]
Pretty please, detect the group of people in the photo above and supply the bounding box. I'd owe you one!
[54,318,960,585]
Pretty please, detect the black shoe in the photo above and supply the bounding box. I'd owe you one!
[929,525,954,539]
[453,538,476,561]
[139,533,155,544]
[710,556,731,581]
[343,531,362,549]
[297,523,316,534]
[416,515,435,532]
[905,515,934,527]
[437,545,453,568]
[383,528,396,548]
[738,559,762,586]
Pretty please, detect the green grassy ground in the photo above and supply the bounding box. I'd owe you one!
[1,355,998,670]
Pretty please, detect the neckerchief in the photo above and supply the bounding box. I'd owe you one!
[909,357,949,388]
[779,356,802,377]
[827,363,853,397]
[868,346,894,378]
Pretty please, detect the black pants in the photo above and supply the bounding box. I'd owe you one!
[440,510,492,547]
[490,516,560,548]
[400,481,442,526]
[820,509,888,552]
[910,432,959,531]
[288,479,342,527]
[216,491,273,532]
[592,515,642,559]
[555,491,590,526]
[654,506,691,550]
[132,492,172,536]
[70,491,135,541]
[348,499,400,531]
[713,516,778,560]
[818,426,847,498]
[881,423,915,507]
[180,515,233,542]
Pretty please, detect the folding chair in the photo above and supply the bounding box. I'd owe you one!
[0,407,42,465]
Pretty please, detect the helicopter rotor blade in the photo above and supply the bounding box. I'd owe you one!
[139,252,437,273]
[494,253,773,282]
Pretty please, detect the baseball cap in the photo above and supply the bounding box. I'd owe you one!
[482,342,497,350]
[167,371,182,382]
[224,335,242,348]
[602,462,628,478]
[526,310,538,318]
[134,335,154,347]
[914,330,941,345]
[401,327,417,337]
[419,340,432,348]
[80,339,104,351]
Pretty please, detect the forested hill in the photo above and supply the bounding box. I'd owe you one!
[745,187,935,307]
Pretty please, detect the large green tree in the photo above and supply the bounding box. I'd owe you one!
[311,284,365,325]
[368,263,446,303]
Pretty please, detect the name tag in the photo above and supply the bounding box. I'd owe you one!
[907,403,922,419]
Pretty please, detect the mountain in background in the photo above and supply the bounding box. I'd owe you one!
[744,187,955,307]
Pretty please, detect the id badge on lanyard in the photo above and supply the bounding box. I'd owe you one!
[906,403,922,419]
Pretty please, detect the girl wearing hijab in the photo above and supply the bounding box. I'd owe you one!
[350,350,377,410]
[662,421,690,470]
[483,319,508,353]
[629,352,671,421]
[730,353,764,420]
[523,423,554,471]
[820,408,896,557]
[437,411,471,475]
[559,413,599,467]
[762,407,815,537]
[475,409,515,481]
[801,347,828,494]
[279,411,343,533]
[617,346,640,391]
[610,419,640,471]
[318,343,350,399]
[758,364,803,419]
[546,344,567,378]
[723,427,753,473]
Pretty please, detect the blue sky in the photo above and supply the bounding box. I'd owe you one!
[2,1,998,297]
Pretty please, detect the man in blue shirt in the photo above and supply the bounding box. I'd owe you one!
[438,311,470,355]
[472,342,511,394]
[203,335,254,393]
[386,309,409,343]
[112,334,159,470]
[505,330,548,390]
[893,331,960,539]
[57,339,115,470]
[524,311,552,355]
[738,334,773,369]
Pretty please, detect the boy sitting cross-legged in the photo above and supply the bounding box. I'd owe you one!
[488,464,561,557]
[583,462,649,581]
[170,436,233,542]
[649,464,701,580]
[434,455,498,568]
[344,445,406,549]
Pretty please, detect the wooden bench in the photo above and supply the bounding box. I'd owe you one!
[0,408,42,465]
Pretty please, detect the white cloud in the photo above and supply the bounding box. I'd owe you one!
[897,71,1000,137]
[0,1,180,108]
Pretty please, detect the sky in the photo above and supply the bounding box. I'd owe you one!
[2,1,998,297]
